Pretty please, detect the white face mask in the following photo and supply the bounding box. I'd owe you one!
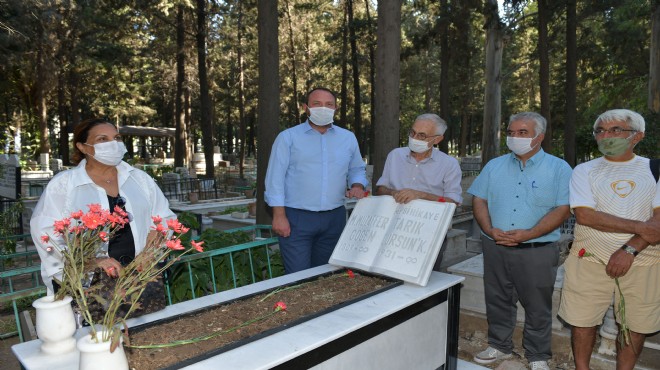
[308,107,335,126]
[408,137,431,153]
[85,141,127,166]
[506,136,538,156]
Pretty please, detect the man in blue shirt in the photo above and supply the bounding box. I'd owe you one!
[265,87,368,273]
[468,112,572,370]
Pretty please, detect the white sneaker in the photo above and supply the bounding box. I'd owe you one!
[473,346,512,364]
[530,360,550,370]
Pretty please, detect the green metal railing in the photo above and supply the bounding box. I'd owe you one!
[0,225,282,342]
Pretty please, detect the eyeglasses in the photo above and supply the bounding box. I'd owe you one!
[593,127,637,136]
[409,129,440,141]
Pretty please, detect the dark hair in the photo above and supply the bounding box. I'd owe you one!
[306,87,337,104]
[72,118,115,164]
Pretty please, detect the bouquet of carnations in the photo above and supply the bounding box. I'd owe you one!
[40,204,204,350]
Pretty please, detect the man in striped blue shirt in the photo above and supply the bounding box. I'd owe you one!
[468,112,572,370]
[265,87,368,274]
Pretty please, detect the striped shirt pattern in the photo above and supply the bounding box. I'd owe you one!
[570,156,660,266]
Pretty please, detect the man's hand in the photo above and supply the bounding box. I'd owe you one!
[498,229,534,246]
[346,185,366,199]
[488,228,520,246]
[606,248,635,278]
[393,189,423,204]
[636,219,660,245]
[96,257,122,278]
[271,207,291,237]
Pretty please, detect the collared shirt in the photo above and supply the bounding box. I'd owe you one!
[467,149,572,243]
[376,147,463,203]
[569,155,659,266]
[265,121,368,211]
[30,159,176,294]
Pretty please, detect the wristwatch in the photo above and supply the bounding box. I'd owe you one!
[620,244,639,257]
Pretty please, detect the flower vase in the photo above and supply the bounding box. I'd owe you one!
[32,295,77,355]
[77,330,128,370]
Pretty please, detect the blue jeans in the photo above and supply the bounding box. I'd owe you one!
[278,206,346,274]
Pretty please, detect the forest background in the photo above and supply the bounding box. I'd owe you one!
[1,0,659,221]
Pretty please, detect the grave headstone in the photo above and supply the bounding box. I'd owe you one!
[329,196,455,286]
[0,154,21,199]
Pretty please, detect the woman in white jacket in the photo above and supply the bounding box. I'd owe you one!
[30,118,175,295]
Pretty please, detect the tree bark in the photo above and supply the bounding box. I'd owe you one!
[174,5,186,169]
[649,4,660,113]
[438,0,450,154]
[348,0,363,153]
[363,0,376,162]
[283,0,300,123]
[257,0,280,225]
[482,0,503,166]
[564,0,577,167]
[197,0,214,178]
[373,0,402,188]
[237,1,247,179]
[538,0,552,151]
[57,70,68,165]
[340,1,349,129]
[36,42,49,157]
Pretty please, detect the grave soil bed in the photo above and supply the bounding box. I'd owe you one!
[125,271,396,370]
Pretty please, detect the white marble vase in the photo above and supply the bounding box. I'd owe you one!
[32,295,77,355]
[77,330,128,370]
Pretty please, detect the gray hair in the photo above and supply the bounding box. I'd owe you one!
[415,113,448,135]
[508,112,546,135]
[594,109,645,133]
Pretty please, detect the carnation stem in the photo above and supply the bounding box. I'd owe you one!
[125,307,285,349]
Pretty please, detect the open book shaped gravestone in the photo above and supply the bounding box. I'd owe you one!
[329,195,456,286]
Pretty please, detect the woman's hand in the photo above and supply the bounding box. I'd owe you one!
[96,257,122,278]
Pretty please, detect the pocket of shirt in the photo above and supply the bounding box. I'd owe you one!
[529,180,556,207]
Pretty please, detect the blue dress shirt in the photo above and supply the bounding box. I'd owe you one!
[265,121,368,211]
[467,149,572,242]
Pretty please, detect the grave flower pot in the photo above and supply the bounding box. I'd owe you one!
[32,295,77,355]
[77,329,128,370]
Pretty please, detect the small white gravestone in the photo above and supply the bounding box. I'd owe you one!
[0,154,20,199]
[329,196,455,286]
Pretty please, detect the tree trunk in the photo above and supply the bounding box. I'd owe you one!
[226,104,233,154]
[482,0,503,166]
[564,0,577,167]
[364,0,376,162]
[57,70,68,164]
[538,0,552,151]
[237,1,247,179]
[257,0,280,225]
[340,1,349,129]
[438,0,450,154]
[174,5,186,169]
[283,0,300,124]
[197,0,214,178]
[184,78,192,164]
[373,0,402,187]
[348,0,363,153]
[69,68,80,156]
[36,44,49,157]
[649,4,660,113]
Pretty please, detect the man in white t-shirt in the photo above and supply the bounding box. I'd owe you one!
[558,109,660,370]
